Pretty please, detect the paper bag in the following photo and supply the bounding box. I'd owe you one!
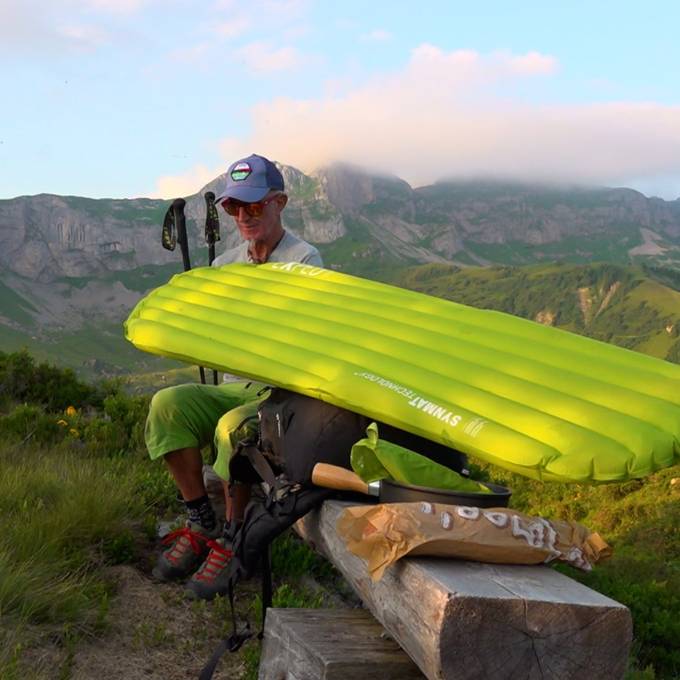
[337,502,611,581]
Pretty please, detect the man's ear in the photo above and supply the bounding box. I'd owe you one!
[277,193,288,209]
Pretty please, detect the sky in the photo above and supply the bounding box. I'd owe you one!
[1,0,680,200]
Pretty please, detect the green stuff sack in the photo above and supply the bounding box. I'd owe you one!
[124,262,680,483]
[351,423,490,493]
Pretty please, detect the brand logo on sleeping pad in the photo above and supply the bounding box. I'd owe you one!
[407,396,462,427]
[352,371,482,434]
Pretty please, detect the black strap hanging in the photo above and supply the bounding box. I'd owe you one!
[161,203,176,251]
[204,191,221,265]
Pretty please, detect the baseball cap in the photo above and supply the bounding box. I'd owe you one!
[214,154,285,204]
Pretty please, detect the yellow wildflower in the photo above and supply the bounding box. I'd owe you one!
[57,419,68,427]
[65,406,77,417]
[69,428,80,438]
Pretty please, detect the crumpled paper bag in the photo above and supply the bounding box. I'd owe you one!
[337,502,611,581]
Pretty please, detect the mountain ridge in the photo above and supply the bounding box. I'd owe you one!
[1,163,680,374]
[2,163,680,284]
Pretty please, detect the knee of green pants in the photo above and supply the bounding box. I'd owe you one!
[145,381,266,462]
[213,401,260,481]
[145,384,204,460]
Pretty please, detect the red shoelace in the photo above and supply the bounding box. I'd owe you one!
[161,526,210,564]
[193,539,234,583]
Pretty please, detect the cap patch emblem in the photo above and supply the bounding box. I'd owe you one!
[230,162,252,181]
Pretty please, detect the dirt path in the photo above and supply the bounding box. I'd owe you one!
[69,565,258,680]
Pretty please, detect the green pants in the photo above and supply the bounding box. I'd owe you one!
[144,380,268,481]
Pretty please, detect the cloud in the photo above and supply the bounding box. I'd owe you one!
[151,163,225,198]
[58,23,110,50]
[0,0,154,55]
[202,45,680,192]
[360,29,392,43]
[76,0,151,12]
[212,0,308,21]
[213,16,251,39]
[190,0,310,70]
[234,41,305,73]
[167,43,211,65]
[283,24,311,41]
[260,0,309,16]
[506,50,557,75]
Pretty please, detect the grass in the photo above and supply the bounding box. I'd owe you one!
[0,323,185,380]
[0,279,38,327]
[1,350,678,678]
[0,354,178,676]
[463,229,644,266]
[0,439,176,677]
[481,461,680,678]
[237,532,343,680]
[0,351,340,679]
[392,261,680,363]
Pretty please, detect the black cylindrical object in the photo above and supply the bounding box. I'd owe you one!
[379,479,511,507]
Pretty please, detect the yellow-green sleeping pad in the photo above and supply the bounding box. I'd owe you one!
[124,262,680,483]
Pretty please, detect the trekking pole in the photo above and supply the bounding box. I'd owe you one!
[204,192,220,385]
[161,198,209,384]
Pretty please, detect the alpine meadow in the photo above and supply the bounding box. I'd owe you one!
[3,4,680,677]
[1,167,679,678]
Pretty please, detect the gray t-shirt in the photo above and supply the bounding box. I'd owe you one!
[212,230,323,267]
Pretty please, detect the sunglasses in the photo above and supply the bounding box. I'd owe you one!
[222,193,282,218]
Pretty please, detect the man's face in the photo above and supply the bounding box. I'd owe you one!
[222,191,287,242]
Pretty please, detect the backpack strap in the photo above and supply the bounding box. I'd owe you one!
[241,444,278,495]
[198,575,257,680]
[198,486,334,680]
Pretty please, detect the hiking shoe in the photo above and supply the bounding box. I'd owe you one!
[152,521,221,582]
[184,538,234,601]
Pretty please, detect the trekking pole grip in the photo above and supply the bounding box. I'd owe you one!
[172,198,191,271]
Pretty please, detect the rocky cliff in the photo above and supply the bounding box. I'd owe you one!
[1,163,679,340]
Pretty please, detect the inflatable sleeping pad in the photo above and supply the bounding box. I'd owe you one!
[124,262,680,483]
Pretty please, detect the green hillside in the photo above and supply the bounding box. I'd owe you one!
[395,262,680,364]
[0,322,183,378]
[2,261,679,377]
[0,280,38,328]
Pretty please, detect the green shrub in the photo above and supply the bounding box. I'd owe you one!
[102,530,137,564]
[485,461,680,679]
[0,404,65,447]
[0,350,97,412]
[102,391,149,451]
[81,418,128,456]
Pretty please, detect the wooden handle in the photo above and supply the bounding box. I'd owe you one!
[311,463,370,495]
